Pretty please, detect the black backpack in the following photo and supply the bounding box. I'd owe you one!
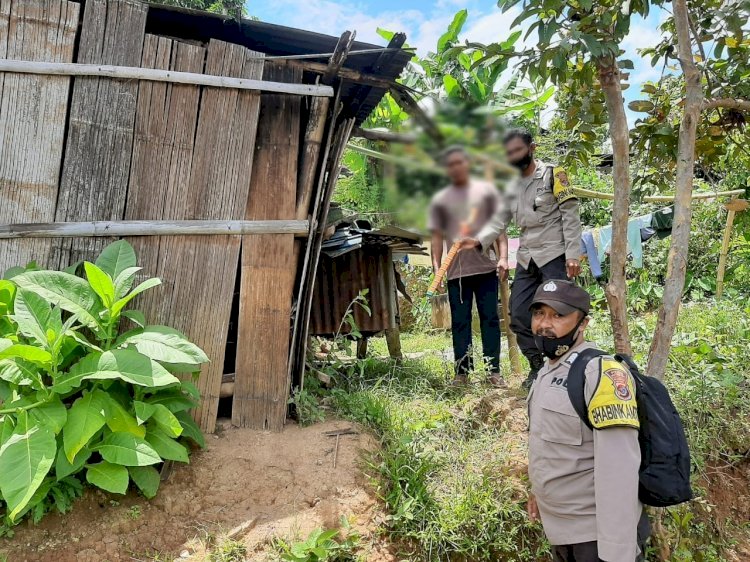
[567,348,693,507]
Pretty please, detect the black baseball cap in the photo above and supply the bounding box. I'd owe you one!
[530,279,591,316]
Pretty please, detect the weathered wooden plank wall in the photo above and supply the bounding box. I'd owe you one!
[53,0,147,269]
[233,62,302,431]
[126,38,264,432]
[0,0,79,274]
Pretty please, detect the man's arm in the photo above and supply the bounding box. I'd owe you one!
[552,167,583,277]
[586,360,642,562]
[495,233,509,281]
[475,203,511,252]
[431,231,444,274]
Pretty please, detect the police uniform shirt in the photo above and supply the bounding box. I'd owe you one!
[477,161,582,269]
[527,341,642,562]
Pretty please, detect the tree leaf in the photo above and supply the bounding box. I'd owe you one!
[55,446,91,480]
[86,461,129,494]
[146,427,189,463]
[123,310,146,328]
[0,358,43,388]
[103,395,146,438]
[63,390,107,462]
[114,267,142,300]
[128,466,160,499]
[94,432,161,466]
[12,289,51,346]
[13,271,102,330]
[30,396,67,435]
[116,326,208,365]
[442,74,460,96]
[95,240,137,280]
[628,100,655,112]
[54,350,180,394]
[175,411,205,449]
[151,404,183,438]
[146,390,198,413]
[111,278,162,316]
[0,344,52,365]
[84,262,115,308]
[0,422,56,521]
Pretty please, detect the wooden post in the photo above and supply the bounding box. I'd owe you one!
[483,163,522,376]
[356,337,368,359]
[716,198,748,298]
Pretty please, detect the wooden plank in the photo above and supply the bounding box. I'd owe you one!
[0,0,79,274]
[53,0,147,268]
[716,199,738,299]
[0,59,334,96]
[233,62,302,431]
[0,219,309,238]
[125,37,264,433]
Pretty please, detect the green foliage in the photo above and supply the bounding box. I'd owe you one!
[207,539,247,562]
[0,241,208,528]
[273,518,362,562]
[154,0,248,17]
[333,150,384,219]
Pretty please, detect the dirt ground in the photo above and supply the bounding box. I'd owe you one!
[0,419,397,562]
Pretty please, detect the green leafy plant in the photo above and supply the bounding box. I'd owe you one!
[0,240,208,528]
[273,517,362,562]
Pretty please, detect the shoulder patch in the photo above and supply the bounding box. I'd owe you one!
[552,166,576,204]
[587,358,640,430]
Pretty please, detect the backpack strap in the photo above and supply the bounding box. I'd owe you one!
[566,348,606,431]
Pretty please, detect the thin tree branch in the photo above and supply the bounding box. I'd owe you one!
[703,98,750,112]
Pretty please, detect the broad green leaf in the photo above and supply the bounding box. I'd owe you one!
[95,240,137,280]
[67,329,103,353]
[94,432,161,466]
[63,390,107,462]
[116,326,208,365]
[128,466,160,499]
[84,262,115,307]
[442,74,460,96]
[175,411,205,448]
[376,27,395,42]
[0,344,52,364]
[55,445,91,480]
[123,309,146,327]
[54,350,180,394]
[151,404,183,438]
[111,278,162,316]
[0,415,15,444]
[103,395,146,438]
[0,358,43,387]
[12,289,51,346]
[181,380,201,401]
[146,427,189,463]
[13,271,102,330]
[134,401,157,425]
[162,361,203,374]
[0,422,56,520]
[30,396,67,434]
[114,267,142,300]
[146,390,198,413]
[628,100,655,112]
[86,461,129,494]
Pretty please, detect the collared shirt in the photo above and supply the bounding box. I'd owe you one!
[477,160,582,269]
[427,178,501,280]
[527,341,642,562]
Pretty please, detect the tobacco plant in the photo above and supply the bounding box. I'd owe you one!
[0,241,208,528]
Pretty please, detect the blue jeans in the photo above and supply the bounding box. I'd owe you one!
[447,272,501,376]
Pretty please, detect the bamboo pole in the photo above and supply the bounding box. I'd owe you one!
[715,198,748,298]
[0,220,309,238]
[644,189,744,203]
[0,59,334,97]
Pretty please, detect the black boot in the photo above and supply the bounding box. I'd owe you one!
[522,352,545,391]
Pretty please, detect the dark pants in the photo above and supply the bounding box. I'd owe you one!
[510,255,568,358]
[447,271,501,376]
[551,511,651,562]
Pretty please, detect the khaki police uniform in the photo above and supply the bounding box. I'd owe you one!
[475,161,584,375]
[528,340,643,562]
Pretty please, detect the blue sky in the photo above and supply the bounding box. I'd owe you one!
[249,0,672,125]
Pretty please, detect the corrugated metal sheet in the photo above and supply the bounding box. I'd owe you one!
[145,4,412,126]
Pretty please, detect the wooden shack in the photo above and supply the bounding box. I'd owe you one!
[0,0,411,432]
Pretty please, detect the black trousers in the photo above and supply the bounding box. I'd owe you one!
[551,511,651,562]
[446,271,501,376]
[509,255,568,357]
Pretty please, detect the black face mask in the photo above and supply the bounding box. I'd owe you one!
[534,318,584,360]
[510,151,533,171]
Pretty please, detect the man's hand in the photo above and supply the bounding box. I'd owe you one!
[457,237,481,251]
[566,259,581,279]
[496,257,509,281]
[527,493,540,522]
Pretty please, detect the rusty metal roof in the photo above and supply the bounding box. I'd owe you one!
[145,4,412,125]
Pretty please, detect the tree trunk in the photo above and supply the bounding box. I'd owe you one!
[647,0,704,380]
[597,56,632,355]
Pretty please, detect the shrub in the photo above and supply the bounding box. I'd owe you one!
[0,241,208,529]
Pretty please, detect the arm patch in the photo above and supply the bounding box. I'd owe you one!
[553,166,576,204]
[587,358,640,430]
